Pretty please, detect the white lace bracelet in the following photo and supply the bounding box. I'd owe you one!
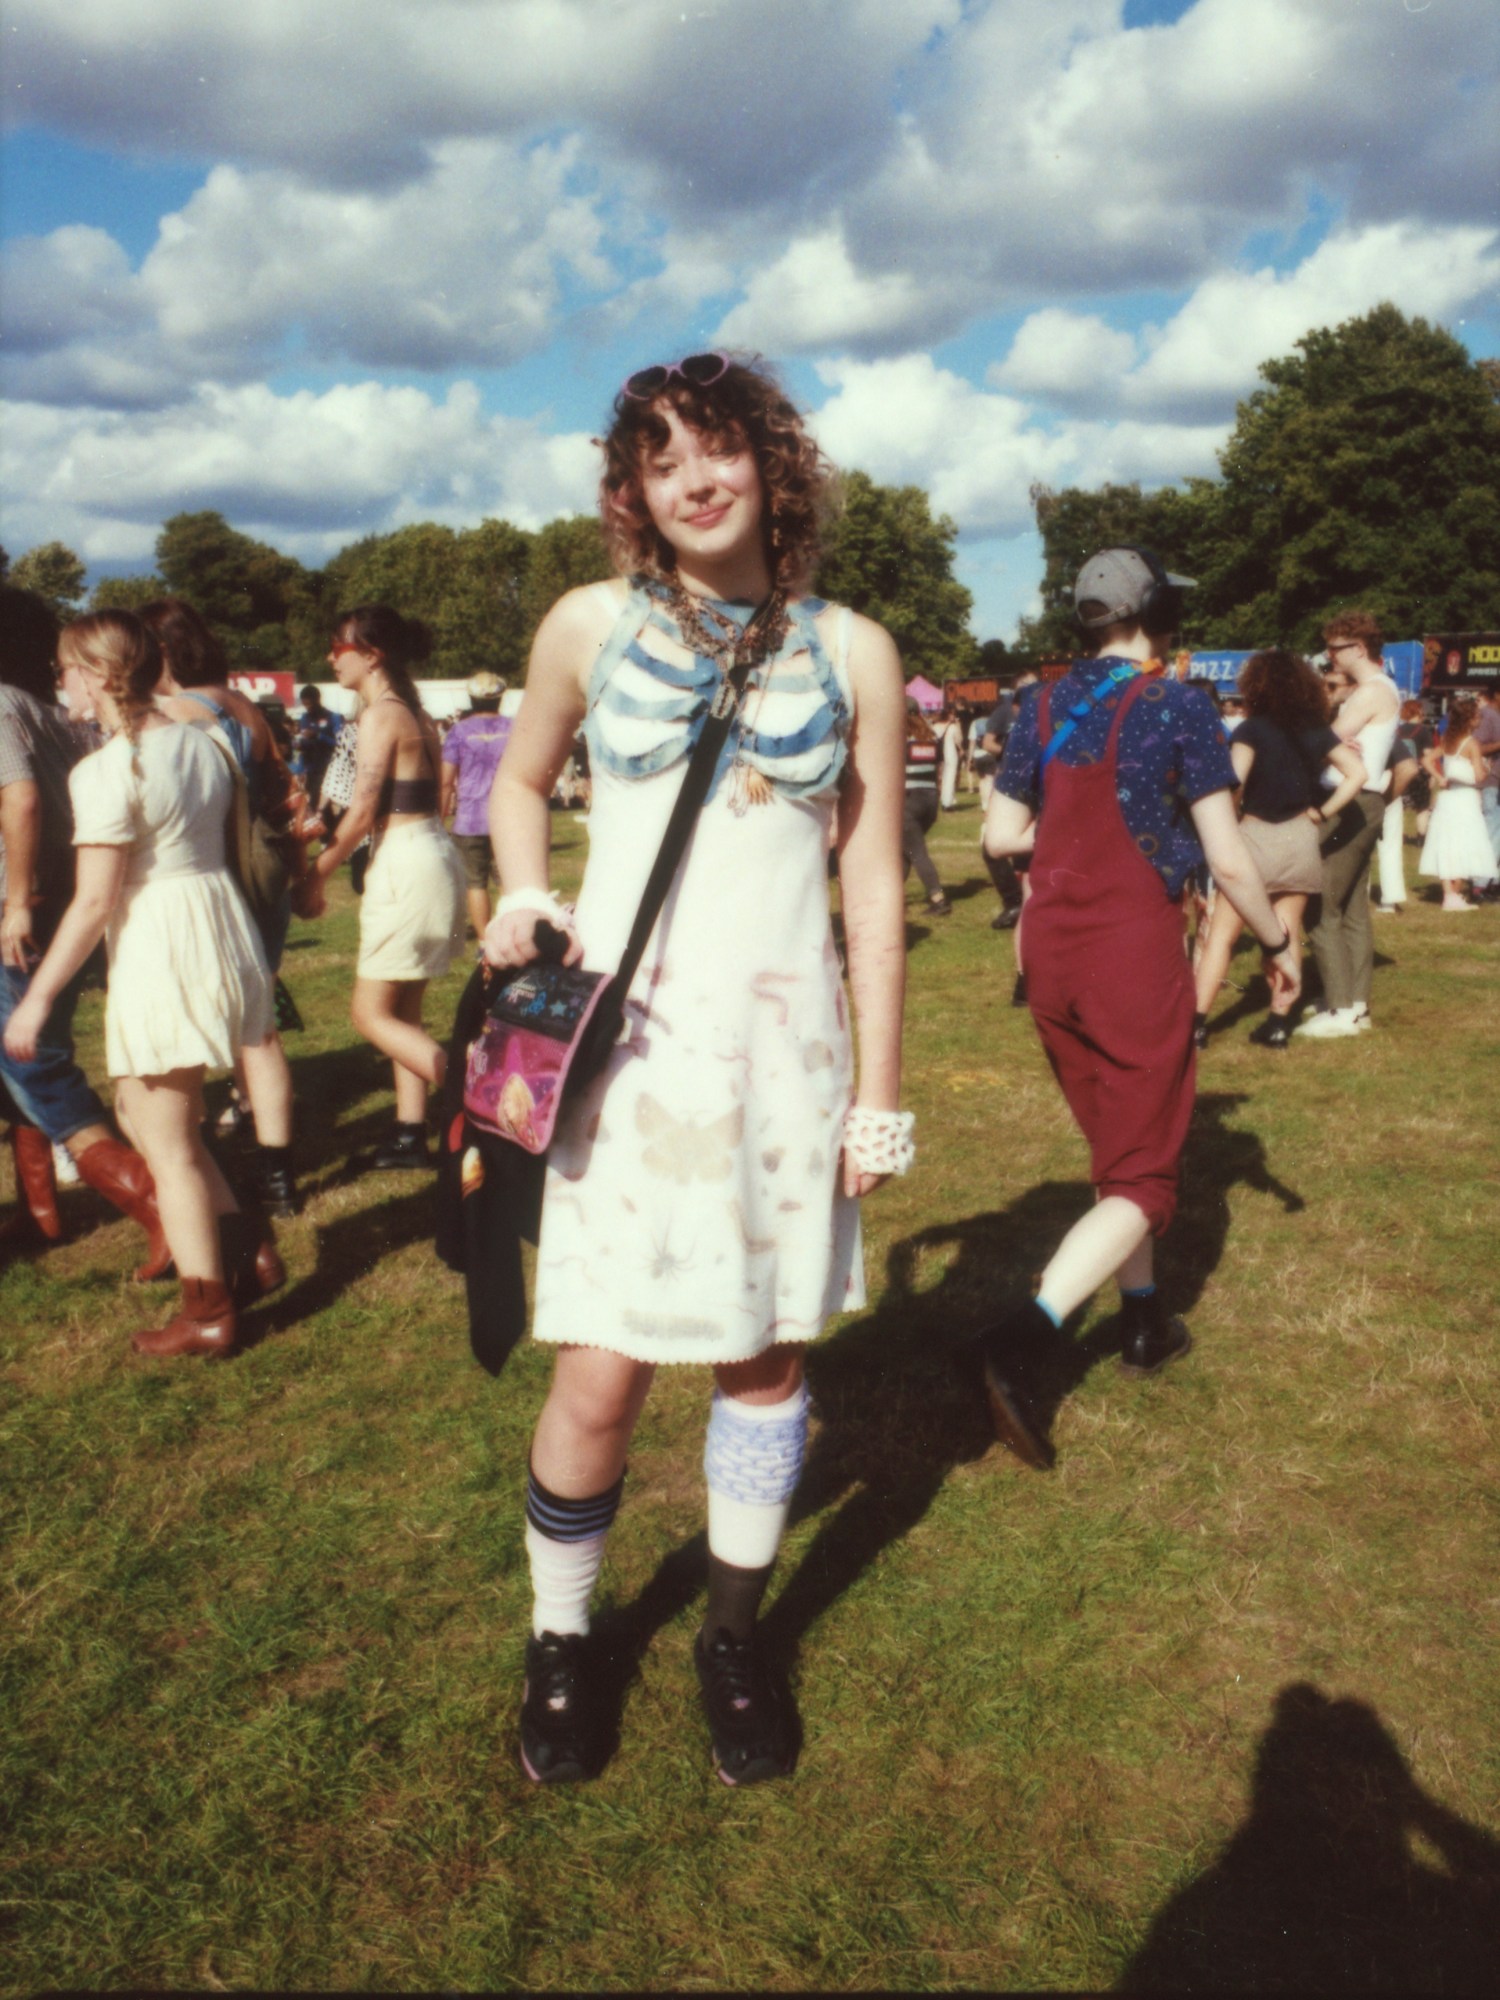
[842,1106,916,1176]
[495,887,574,929]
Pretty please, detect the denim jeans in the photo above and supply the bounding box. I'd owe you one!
[0,962,106,1143]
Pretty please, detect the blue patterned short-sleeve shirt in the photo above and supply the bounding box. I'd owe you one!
[997,659,1236,898]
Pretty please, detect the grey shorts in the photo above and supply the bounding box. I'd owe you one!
[454,833,496,891]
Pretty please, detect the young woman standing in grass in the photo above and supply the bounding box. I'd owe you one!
[1191,650,1365,1050]
[309,606,465,1171]
[484,352,907,1786]
[3,611,278,1358]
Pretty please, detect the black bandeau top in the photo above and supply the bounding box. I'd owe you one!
[376,773,439,816]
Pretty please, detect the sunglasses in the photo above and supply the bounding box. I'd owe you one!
[621,352,731,400]
[328,639,366,660]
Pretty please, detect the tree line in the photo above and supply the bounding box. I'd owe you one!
[1,472,979,686]
[1019,305,1500,658]
[7,306,1495,682]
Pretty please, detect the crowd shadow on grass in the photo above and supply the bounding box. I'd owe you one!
[573,1091,1305,1760]
[241,1180,442,1345]
[1161,1091,1304,1316]
[1119,1682,1500,1994]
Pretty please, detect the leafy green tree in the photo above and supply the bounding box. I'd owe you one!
[323,519,532,680]
[10,541,88,621]
[520,516,612,669]
[155,512,314,665]
[1194,305,1500,648]
[0,546,9,584]
[89,574,166,613]
[1019,481,1213,657]
[814,471,975,679]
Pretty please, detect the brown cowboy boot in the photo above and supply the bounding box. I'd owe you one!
[131,1277,238,1358]
[71,1136,174,1281]
[220,1208,286,1308]
[4,1123,64,1243]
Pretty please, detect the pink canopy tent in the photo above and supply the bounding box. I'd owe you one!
[905,675,944,710]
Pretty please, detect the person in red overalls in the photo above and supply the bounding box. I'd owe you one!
[979,548,1299,1469]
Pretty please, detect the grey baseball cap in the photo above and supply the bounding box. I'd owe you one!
[1073,547,1196,628]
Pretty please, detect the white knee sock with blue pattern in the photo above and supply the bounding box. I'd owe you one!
[704,1383,809,1572]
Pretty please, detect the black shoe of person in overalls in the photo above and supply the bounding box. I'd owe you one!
[976,1299,1057,1470]
[1118,1292,1193,1378]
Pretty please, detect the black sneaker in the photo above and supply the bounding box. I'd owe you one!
[1192,1012,1209,1050]
[519,1632,597,1784]
[371,1127,430,1172]
[1118,1295,1193,1378]
[1248,1015,1290,1049]
[694,1626,793,1786]
[991,905,1021,931]
[1011,973,1028,1008]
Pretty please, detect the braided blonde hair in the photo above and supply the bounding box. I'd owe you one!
[58,611,163,742]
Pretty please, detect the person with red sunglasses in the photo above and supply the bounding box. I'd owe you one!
[481,352,908,1789]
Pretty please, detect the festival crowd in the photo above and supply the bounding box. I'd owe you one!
[4,353,1497,1789]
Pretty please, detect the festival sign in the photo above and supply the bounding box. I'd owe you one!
[229,670,296,708]
[1422,633,1500,691]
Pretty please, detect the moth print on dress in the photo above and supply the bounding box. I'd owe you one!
[802,1041,834,1071]
[635,1095,744,1183]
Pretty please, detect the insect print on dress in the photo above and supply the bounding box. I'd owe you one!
[635,1095,744,1183]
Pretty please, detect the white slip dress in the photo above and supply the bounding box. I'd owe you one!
[530,582,866,1365]
[1419,752,1496,881]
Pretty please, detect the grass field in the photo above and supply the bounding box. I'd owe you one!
[3,797,1498,1993]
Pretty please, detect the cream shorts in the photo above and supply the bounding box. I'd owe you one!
[357,819,466,981]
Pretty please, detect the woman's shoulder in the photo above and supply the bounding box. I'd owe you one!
[547,577,632,639]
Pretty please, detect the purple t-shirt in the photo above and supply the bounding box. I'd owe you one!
[442,712,512,835]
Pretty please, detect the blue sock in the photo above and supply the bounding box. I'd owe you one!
[1033,1297,1063,1329]
[1120,1283,1156,1301]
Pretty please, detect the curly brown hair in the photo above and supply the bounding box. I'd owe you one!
[58,611,162,742]
[598,354,835,592]
[1322,608,1385,659]
[1237,648,1330,730]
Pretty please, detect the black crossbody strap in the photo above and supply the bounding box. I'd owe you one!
[611,620,762,995]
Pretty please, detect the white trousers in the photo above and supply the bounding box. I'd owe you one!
[1375,796,1406,906]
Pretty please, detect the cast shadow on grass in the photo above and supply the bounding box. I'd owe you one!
[1160,1090,1304,1315]
[240,1182,445,1347]
[589,1091,1305,1751]
[1118,1682,1500,1994]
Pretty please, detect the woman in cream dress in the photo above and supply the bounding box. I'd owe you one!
[1419,698,1494,909]
[3,611,275,1358]
[484,353,907,1790]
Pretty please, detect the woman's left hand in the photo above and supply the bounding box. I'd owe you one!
[841,1154,890,1200]
[3,990,48,1064]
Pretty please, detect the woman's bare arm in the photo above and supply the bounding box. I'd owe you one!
[484,585,615,967]
[835,613,906,1121]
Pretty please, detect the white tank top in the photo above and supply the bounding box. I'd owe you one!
[1352,674,1401,794]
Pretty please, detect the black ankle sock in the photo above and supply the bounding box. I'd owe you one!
[258,1144,291,1170]
[394,1121,426,1142]
[703,1556,774,1644]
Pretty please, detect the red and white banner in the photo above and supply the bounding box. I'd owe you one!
[228,671,296,707]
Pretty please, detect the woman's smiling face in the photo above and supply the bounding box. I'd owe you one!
[637,403,764,566]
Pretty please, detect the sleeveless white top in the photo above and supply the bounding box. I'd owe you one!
[1352,673,1401,794]
[530,581,866,1365]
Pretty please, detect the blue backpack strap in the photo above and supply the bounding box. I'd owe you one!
[1039,662,1142,770]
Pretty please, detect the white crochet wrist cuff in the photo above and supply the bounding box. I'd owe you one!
[495,887,573,928]
[842,1106,915,1176]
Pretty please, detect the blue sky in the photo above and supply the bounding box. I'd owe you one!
[3,0,1497,641]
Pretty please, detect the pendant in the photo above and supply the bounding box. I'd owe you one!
[728,759,773,814]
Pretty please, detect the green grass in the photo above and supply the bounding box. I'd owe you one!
[3,798,1498,1992]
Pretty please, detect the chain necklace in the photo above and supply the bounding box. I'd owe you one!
[663,579,791,812]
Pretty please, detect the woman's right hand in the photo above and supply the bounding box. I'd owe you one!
[482,907,583,970]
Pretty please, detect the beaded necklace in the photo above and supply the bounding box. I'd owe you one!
[662,580,791,812]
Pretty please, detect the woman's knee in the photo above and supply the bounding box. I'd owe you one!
[715,1343,806,1405]
[545,1349,654,1440]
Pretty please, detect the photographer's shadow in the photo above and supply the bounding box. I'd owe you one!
[1120,1682,1500,1992]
